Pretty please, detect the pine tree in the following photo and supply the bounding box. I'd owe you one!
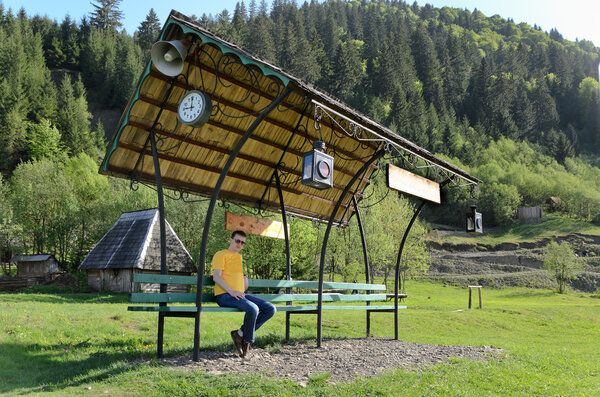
[56,74,95,155]
[89,0,123,31]
[136,8,161,53]
[410,22,446,114]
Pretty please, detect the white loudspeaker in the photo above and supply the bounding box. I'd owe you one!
[151,40,190,77]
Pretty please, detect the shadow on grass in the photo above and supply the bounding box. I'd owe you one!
[0,341,147,394]
[0,333,318,394]
[0,292,129,304]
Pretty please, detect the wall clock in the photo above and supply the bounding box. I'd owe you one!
[177,90,212,127]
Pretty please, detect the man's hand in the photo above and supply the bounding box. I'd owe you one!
[229,290,245,300]
[213,269,245,300]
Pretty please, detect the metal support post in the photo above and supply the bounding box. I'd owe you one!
[317,150,385,347]
[149,130,168,358]
[192,87,292,361]
[275,170,293,341]
[352,195,371,337]
[394,200,426,340]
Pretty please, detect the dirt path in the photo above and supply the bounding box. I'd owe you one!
[163,338,501,384]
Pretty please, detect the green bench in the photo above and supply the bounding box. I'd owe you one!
[128,273,405,355]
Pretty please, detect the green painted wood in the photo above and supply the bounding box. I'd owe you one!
[131,292,214,303]
[130,292,387,304]
[250,293,387,302]
[132,273,386,291]
[127,305,404,313]
[133,274,212,285]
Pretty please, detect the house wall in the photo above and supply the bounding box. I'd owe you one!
[86,269,134,293]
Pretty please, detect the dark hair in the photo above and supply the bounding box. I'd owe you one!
[231,230,246,239]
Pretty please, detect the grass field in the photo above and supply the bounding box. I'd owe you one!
[1,281,599,396]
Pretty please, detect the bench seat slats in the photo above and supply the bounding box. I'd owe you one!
[130,292,389,304]
[127,305,404,313]
[132,274,386,291]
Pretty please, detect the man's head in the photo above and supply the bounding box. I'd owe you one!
[228,230,247,253]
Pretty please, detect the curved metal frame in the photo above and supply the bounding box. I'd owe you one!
[275,170,293,341]
[192,86,292,361]
[394,200,426,340]
[352,195,372,337]
[317,149,385,347]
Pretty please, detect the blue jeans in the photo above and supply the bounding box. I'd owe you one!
[215,293,276,343]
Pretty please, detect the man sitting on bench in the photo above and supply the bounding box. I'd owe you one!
[212,230,276,358]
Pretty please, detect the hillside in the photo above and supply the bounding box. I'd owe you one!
[0,0,598,274]
[424,216,600,292]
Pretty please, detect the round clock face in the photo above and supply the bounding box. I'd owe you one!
[177,90,212,127]
[317,160,331,178]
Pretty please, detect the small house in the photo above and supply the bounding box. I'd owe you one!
[11,254,63,279]
[78,208,195,293]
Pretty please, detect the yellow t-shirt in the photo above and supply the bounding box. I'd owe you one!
[211,249,245,295]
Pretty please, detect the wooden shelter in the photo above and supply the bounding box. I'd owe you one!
[11,254,62,278]
[78,209,194,293]
[100,10,480,360]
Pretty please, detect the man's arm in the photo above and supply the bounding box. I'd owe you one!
[244,275,248,292]
[213,269,245,300]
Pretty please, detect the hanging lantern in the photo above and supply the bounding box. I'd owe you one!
[301,141,333,190]
[465,205,483,233]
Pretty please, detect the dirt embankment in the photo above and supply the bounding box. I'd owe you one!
[425,233,600,292]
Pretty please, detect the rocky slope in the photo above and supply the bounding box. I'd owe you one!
[425,233,600,292]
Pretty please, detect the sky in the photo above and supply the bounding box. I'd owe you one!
[1,0,600,47]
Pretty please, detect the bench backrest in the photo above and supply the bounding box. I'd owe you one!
[131,273,387,304]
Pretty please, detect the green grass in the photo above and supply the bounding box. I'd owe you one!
[432,214,600,245]
[1,282,600,396]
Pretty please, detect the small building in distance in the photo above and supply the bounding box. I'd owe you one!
[517,206,543,224]
[78,208,195,293]
[11,254,63,279]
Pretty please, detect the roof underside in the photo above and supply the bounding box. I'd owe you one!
[101,10,479,226]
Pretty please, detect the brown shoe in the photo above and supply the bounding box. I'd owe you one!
[241,339,250,358]
[230,330,243,356]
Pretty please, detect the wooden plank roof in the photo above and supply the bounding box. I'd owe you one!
[78,209,195,271]
[100,10,480,226]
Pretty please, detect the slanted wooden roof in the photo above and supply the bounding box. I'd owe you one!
[78,209,194,272]
[101,10,479,226]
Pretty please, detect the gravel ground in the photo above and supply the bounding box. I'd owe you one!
[163,338,502,384]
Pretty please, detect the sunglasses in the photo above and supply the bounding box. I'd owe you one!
[234,238,246,245]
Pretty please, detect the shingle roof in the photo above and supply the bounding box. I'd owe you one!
[10,254,57,263]
[78,209,195,272]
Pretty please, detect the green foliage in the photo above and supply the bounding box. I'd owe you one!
[543,241,581,293]
[26,118,67,161]
[478,182,521,225]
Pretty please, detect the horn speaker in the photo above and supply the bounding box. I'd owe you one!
[151,40,190,77]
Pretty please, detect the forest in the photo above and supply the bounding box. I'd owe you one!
[0,0,598,280]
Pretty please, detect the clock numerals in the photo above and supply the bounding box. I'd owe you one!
[177,90,212,127]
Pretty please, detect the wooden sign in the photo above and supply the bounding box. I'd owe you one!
[386,164,441,204]
[225,212,289,240]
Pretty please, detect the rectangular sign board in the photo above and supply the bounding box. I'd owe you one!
[386,164,441,204]
[225,212,289,240]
